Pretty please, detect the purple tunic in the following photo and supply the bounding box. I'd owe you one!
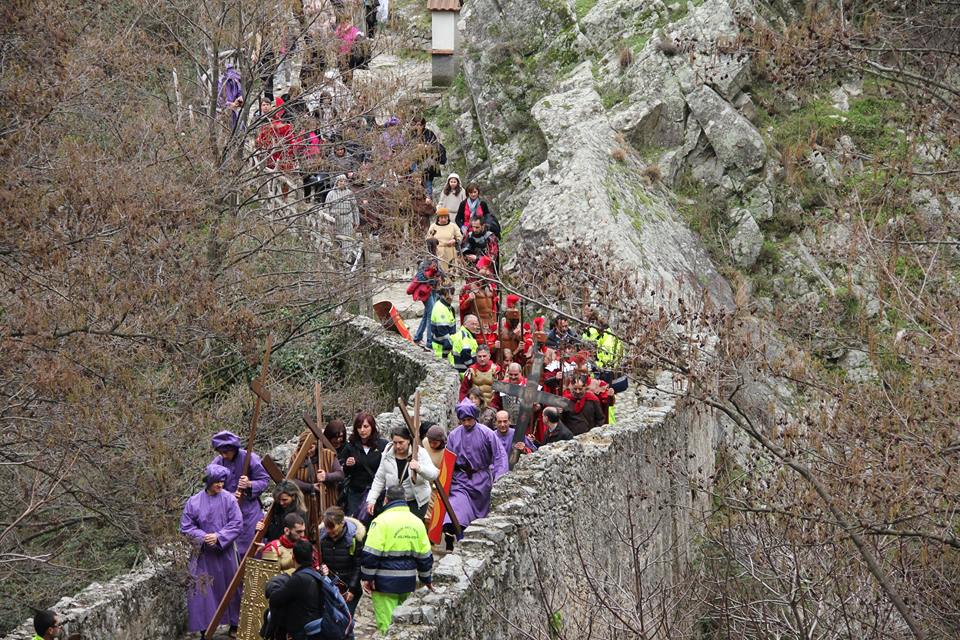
[180,488,244,632]
[494,427,537,458]
[444,423,508,529]
[212,449,270,555]
[217,64,244,130]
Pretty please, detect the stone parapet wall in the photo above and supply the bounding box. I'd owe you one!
[385,373,718,640]
[2,316,459,640]
[1,553,184,640]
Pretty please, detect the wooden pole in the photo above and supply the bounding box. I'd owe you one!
[242,335,273,481]
[314,381,336,514]
[397,392,422,484]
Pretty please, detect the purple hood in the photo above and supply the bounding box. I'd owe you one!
[211,430,242,451]
[204,463,230,486]
[455,398,479,420]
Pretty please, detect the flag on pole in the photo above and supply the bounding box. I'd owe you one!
[427,449,457,544]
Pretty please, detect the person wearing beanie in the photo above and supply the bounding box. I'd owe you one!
[443,399,507,545]
[426,207,462,272]
[180,463,244,638]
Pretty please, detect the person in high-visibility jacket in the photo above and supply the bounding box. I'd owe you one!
[360,485,433,633]
[430,287,457,359]
[582,324,624,370]
[449,315,480,377]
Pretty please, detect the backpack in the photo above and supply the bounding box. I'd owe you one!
[301,568,354,640]
[437,140,447,165]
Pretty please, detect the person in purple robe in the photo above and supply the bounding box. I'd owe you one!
[180,463,244,637]
[493,409,537,458]
[443,399,508,546]
[211,430,270,556]
[217,64,244,131]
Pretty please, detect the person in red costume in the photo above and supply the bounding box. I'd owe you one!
[459,257,498,350]
[569,351,614,426]
[458,344,502,409]
[255,96,294,172]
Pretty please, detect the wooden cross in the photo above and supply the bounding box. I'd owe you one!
[300,382,340,515]
[493,348,572,469]
[242,336,273,482]
[397,393,462,536]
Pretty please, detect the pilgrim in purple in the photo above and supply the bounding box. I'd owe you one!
[211,430,270,555]
[444,400,508,532]
[179,463,244,632]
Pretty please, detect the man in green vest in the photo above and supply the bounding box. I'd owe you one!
[430,286,457,360]
[32,610,61,640]
[582,320,623,370]
[449,314,480,377]
[360,485,434,633]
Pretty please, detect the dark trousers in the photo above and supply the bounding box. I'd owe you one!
[303,173,326,202]
[407,500,428,520]
[365,6,378,37]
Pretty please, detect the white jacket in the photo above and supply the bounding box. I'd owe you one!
[367,443,439,508]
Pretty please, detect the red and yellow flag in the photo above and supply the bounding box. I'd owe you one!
[427,449,457,544]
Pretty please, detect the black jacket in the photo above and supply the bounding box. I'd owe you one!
[461,230,497,261]
[546,328,579,349]
[319,521,363,597]
[562,399,605,436]
[264,504,308,543]
[456,200,501,237]
[268,566,323,640]
[543,421,574,445]
[340,438,387,493]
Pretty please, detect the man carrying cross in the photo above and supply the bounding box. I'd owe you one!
[492,348,573,468]
[211,430,271,555]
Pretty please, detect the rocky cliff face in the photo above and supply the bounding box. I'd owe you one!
[451,0,789,307]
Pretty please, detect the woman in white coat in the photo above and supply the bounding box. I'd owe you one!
[366,425,439,520]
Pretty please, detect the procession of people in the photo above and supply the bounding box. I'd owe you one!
[179,0,629,637]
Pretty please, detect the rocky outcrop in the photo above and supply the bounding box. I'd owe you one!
[686,84,766,175]
[453,0,784,306]
[514,62,732,306]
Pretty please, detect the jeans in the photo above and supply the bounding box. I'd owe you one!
[412,292,436,344]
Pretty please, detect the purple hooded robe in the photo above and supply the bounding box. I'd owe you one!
[494,427,537,458]
[217,64,244,131]
[211,430,270,555]
[444,400,508,531]
[180,463,244,632]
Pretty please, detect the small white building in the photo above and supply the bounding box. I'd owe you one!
[428,0,461,86]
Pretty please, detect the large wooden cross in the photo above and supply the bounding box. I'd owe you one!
[493,348,572,468]
[242,336,273,484]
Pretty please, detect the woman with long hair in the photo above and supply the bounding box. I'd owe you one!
[260,480,307,543]
[339,411,387,521]
[436,173,466,215]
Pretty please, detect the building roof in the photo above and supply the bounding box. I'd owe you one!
[427,0,460,10]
